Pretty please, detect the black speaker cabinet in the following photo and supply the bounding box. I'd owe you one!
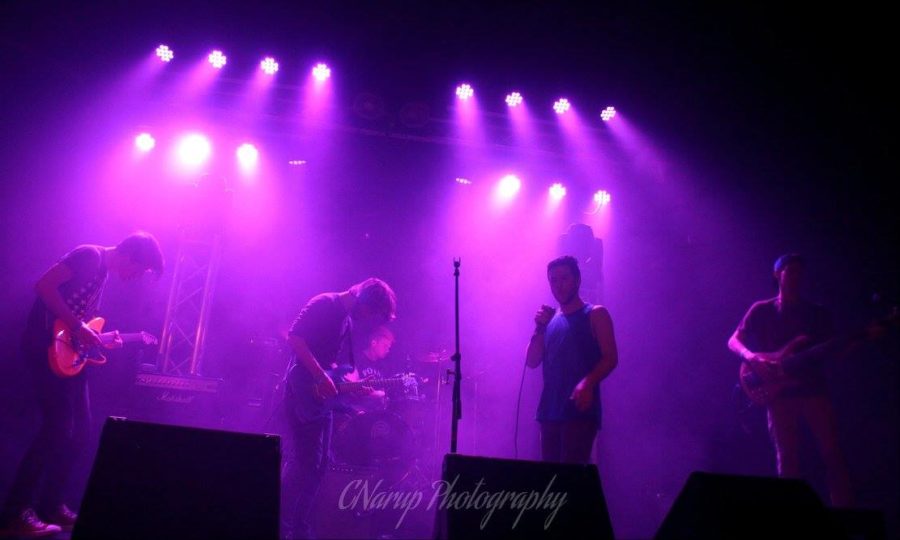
[433,453,614,539]
[73,417,280,540]
[655,471,847,540]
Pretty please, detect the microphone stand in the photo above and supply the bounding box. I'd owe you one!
[448,258,462,454]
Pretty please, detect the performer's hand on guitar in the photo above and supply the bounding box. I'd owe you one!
[105,330,124,349]
[570,377,595,412]
[746,352,784,377]
[315,372,338,400]
[357,381,381,397]
[76,323,103,349]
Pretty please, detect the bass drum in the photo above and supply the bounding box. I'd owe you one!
[332,411,416,469]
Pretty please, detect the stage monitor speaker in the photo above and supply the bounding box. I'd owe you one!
[433,453,614,539]
[828,508,886,540]
[654,471,847,540]
[73,416,280,540]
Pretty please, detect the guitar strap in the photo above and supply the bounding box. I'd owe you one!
[339,316,354,369]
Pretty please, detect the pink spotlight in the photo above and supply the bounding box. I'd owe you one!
[456,84,474,100]
[236,143,259,169]
[455,177,472,185]
[553,98,571,115]
[549,182,566,200]
[134,133,156,152]
[155,45,174,62]
[260,57,279,75]
[312,63,331,82]
[593,190,612,206]
[505,92,523,107]
[497,174,522,199]
[177,134,212,167]
[601,106,617,122]
[208,50,227,69]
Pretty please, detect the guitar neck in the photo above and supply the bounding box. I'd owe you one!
[337,378,403,392]
[99,332,147,345]
[782,328,873,374]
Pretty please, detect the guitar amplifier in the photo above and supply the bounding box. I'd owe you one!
[130,372,224,428]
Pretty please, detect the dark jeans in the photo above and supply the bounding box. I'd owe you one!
[4,341,91,518]
[767,394,853,506]
[540,419,598,464]
[281,411,333,539]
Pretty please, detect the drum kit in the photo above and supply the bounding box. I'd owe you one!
[331,349,450,473]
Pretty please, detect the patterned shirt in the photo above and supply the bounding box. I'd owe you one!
[23,245,109,351]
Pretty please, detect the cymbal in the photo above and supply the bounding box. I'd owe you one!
[418,351,449,363]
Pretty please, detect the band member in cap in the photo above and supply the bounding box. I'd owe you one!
[728,254,853,505]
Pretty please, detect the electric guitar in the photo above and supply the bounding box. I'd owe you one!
[739,310,897,406]
[48,317,158,378]
[289,364,416,422]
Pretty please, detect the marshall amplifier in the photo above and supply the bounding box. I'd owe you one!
[130,372,223,428]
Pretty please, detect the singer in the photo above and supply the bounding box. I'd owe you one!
[525,255,618,464]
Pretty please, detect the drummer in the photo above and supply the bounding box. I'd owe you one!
[341,325,396,412]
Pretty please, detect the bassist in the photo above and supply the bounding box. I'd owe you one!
[728,253,852,506]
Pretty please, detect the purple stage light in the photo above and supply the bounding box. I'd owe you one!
[177,134,212,167]
[549,182,566,200]
[312,63,331,81]
[456,84,474,100]
[260,57,279,75]
[593,190,611,206]
[497,174,521,199]
[134,133,156,152]
[288,160,307,166]
[236,143,259,168]
[505,92,523,107]
[208,50,227,69]
[455,177,472,185]
[553,98,571,115]
[155,45,174,62]
[601,106,616,121]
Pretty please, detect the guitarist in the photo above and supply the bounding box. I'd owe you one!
[281,278,397,540]
[1,232,163,537]
[728,253,852,506]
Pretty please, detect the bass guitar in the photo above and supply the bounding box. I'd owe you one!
[739,310,897,406]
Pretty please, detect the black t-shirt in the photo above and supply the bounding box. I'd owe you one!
[24,245,108,349]
[736,297,834,396]
[288,293,352,370]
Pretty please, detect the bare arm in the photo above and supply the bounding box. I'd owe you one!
[526,305,555,368]
[525,331,545,368]
[586,306,618,385]
[728,330,758,362]
[288,335,337,398]
[571,306,618,411]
